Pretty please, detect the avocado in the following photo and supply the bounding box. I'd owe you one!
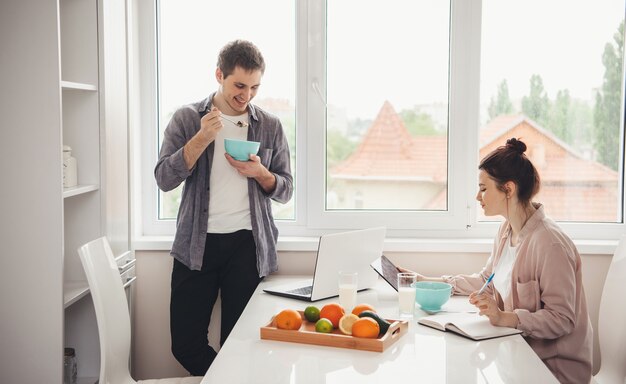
[358,310,391,336]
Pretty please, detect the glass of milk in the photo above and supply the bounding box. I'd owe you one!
[397,272,417,317]
[338,271,358,312]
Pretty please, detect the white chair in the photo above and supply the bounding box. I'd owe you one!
[78,237,202,384]
[592,235,626,384]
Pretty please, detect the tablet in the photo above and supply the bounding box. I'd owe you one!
[370,254,400,291]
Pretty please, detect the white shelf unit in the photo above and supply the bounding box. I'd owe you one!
[61,81,98,91]
[64,281,91,309]
[60,0,102,382]
[2,0,131,382]
[63,184,100,199]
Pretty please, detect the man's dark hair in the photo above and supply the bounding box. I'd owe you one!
[217,40,265,78]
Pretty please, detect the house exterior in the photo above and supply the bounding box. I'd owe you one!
[480,115,619,221]
[329,101,447,210]
[329,102,619,222]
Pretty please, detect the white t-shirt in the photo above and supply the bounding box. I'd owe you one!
[493,236,518,301]
[207,112,252,233]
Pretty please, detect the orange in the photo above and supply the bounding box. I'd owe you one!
[351,317,380,338]
[351,303,376,316]
[319,303,345,328]
[274,309,303,330]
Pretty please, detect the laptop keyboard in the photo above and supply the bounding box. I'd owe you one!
[286,285,313,296]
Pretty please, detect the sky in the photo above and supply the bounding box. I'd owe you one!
[480,0,624,105]
[158,0,624,122]
[158,0,295,125]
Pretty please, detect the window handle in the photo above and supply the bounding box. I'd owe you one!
[312,80,327,107]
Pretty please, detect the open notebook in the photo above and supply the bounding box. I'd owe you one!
[418,312,522,341]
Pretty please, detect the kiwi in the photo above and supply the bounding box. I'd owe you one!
[358,310,391,336]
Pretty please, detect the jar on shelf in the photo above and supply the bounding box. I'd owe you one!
[63,347,77,384]
[63,145,78,188]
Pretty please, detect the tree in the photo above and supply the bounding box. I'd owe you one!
[548,89,572,143]
[327,130,357,168]
[521,74,550,125]
[488,79,514,121]
[594,21,624,170]
[346,117,372,140]
[399,109,439,136]
[567,99,594,152]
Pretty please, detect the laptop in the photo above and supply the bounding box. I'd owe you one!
[370,254,400,291]
[263,227,386,301]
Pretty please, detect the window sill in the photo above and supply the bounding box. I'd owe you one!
[133,236,618,255]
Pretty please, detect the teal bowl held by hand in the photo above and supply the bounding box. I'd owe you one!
[412,281,452,311]
[224,138,260,161]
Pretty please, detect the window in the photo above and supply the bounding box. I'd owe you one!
[135,0,626,240]
[155,0,296,222]
[325,1,450,212]
[479,0,625,224]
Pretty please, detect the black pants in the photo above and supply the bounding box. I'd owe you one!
[170,230,262,376]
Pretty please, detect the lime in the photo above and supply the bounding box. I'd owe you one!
[314,318,334,333]
[304,305,321,322]
[338,313,360,335]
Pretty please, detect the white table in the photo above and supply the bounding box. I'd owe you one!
[202,275,558,384]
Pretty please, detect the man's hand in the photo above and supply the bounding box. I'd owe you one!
[199,107,223,144]
[183,107,223,170]
[225,153,277,193]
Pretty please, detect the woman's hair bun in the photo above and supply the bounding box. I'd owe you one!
[506,138,527,154]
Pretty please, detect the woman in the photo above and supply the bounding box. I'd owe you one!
[406,138,593,383]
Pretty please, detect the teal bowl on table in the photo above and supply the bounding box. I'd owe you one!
[412,281,452,312]
[224,138,260,161]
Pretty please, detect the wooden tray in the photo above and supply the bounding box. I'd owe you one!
[260,311,408,352]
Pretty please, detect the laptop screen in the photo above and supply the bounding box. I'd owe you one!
[262,227,387,301]
[309,227,386,300]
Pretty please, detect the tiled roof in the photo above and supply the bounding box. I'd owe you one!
[332,107,617,184]
[480,115,617,183]
[329,104,619,220]
[254,98,293,113]
[536,185,619,221]
[331,101,447,181]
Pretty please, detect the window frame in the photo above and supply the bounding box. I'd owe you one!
[132,0,626,241]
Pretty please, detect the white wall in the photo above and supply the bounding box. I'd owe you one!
[132,249,611,380]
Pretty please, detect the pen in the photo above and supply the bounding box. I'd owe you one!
[477,272,495,295]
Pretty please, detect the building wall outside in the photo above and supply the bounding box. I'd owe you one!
[329,179,445,210]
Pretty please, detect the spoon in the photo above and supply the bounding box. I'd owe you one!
[221,115,249,128]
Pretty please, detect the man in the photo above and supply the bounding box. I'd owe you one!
[154,40,293,375]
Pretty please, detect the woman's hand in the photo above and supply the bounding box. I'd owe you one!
[469,292,519,328]
[396,267,431,282]
[469,292,502,324]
